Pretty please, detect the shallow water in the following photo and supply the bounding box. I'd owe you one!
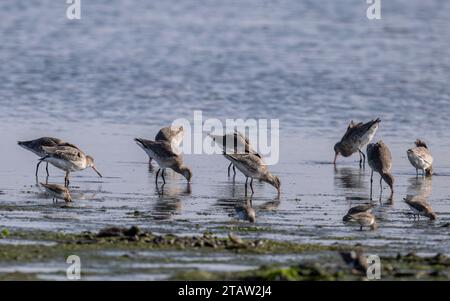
[0,0,449,279]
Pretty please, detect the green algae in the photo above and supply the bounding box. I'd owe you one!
[172,254,450,281]
[1,227,448,281]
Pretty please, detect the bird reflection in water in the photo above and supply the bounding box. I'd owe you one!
[151,184,191,220]
[218,197,281,223]
[406,176,432,200]
[404,176,435,221]
[235,199,256,223]
[334,166,368,205]
[334,166,366,190]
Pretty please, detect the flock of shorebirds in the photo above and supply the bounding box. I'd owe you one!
[17,118,438,231]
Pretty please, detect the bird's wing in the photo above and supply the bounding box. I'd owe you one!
[378,142,393,172]
[341,122,362,141]
[155,126,184,144]
[58,142,80,150]
[412,147,433,165]
[41,183,67,194]
[233,131,261,157]
[42,146,85,162]
[234,130,251,146]
[347,204,374,215]
[342,119,380,142]
[224,153,264,174]
[360,118,380,133]
[142,140,178,158]
[405,200,423,211]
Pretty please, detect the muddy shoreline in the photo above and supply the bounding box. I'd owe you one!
[0,227,448,280]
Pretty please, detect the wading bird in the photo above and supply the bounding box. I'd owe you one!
[223,153,280,195]
[40,145,102,187]
[334,118,381,167]
[367,141,394,200]
[343,203,376,222]
[407,139,433,177]
[404,196,436,220]
[209,131,260,177]
[347,212,377,231]
[17,137,79,177]
[134,138,192,184]
[40,182,72,203]
[144,126,184,166]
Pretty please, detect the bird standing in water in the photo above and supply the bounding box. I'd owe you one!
[334,118,381,167]
[223,153,280,195]
[17,137,79,177]
[343,203,376,222]
[407,139,433,177]
[40,145,102,187]
[404,196,436,220]
[347,212,377,231]
[145,126,184,167]
[209,131,260,177]
[134,138,192,184]
[40,182,72,203]
[367,141,394,200]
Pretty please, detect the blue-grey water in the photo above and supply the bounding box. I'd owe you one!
[0,0,449,280]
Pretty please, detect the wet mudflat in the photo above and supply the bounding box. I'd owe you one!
[0,123,449,280]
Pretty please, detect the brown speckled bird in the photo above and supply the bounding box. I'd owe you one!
[343,203,376,222]
[367,140,394,200]
[18,137,79,177]
[347,212,377,231]
[134,139,192,184]
[334,118,380,167]
[404,196,436,220]
[40,182,72,203]
[407,139,433,177]
[223,153,280,195]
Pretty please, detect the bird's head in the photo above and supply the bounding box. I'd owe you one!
[333,142,341,164]
[86,155,102,178]
[180,166,192,183]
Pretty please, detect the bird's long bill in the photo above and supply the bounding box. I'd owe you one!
[333,152,338,165]
[92,166,103,178]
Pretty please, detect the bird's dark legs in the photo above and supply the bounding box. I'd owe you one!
[379,176,383,199]
[250,178,254,194]
[161,169,166,184]
[64,172,70,187]
[370,170,374,200]
[361,151,366,168]
[245,177,248,195]
[360,225,363,231]
[35,161,42,177]
[155,168,161,184]
[156,183,165,195]
[416,169,419,177]
[358,150,366,168]
[358,150,363,168]
[45,162,49,177]
[227,163,236,177]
